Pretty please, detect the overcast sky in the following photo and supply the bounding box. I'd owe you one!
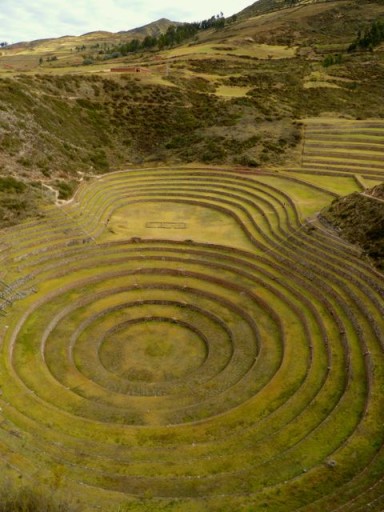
[0,0,254,44]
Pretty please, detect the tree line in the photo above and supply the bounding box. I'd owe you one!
[105,13,234,58]
[349,18,384,51]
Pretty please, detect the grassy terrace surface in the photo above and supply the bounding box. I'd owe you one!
[0,168,383,511]
[290,119,384,181]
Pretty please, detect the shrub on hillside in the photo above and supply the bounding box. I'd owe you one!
[348,18,384,51]
[0,177,26,193]
[54,180,78,200]
[322,54,343,67]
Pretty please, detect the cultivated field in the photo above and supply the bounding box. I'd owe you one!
[290,118,384,184]
[0,167,383,511]
[1,0,384,507]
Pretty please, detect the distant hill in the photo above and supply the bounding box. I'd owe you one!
[237,0,328,19]
[238,0,290,18]
[121,18,181,38]
[234,0,384,46]
[238,0,384,19]
[6,18,178,51]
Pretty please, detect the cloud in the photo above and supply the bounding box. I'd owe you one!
[0,0,252,44]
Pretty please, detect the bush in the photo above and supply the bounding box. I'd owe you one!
[90,149,109,172]
[201,140,227,163]
[322,54,343,68]
[236,155,260,167]
[348,18,384,52]
[54,180,77,200]
[0,484,76,512]
[0,176,26,193]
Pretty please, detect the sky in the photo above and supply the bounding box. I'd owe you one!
[0,0,255,45]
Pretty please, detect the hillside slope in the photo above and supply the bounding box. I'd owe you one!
[321,184,384,270]
[0,0,384,224]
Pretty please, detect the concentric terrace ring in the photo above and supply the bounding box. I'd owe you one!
[0,168,383,511]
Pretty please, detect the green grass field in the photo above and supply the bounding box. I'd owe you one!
[0,167,383,511]
[1,0,384,509]
[289,118,384,181]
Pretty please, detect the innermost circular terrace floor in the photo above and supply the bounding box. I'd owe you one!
[99,318,208,383]
[100,201,255,250]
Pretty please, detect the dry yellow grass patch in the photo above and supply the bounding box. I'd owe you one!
[230,43,298,59]
[165,42,297,60]
[304,81,341,89]
[215,85,251,98]
[304,71,343,89]
[365,178,384,189]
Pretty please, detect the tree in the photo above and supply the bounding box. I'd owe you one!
[322,54,342,68]
[348,18,384,52]
[105,13,227,59]
[142,35,157,49]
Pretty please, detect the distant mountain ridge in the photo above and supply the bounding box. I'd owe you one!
[7,18,178,50]
[121,18,181,37]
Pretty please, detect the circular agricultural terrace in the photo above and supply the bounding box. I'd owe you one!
[0,168,383,511]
